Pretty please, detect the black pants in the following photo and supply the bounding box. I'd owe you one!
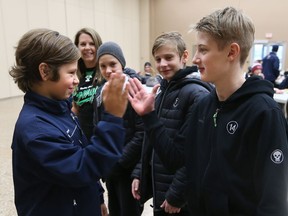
[106,173,143,216]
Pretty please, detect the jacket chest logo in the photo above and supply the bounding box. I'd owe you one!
[173,98,179,108]
[226,121,238,134]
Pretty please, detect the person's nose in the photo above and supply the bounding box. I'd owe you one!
[74,74,79,85]
[84,44,91,49]
[159,59,168,67]
[104,67,114,77]
[192,52,200,65]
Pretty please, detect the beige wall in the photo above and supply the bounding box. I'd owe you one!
[148,0,288,72]
[1,0,287,99]
[0,0,148,99]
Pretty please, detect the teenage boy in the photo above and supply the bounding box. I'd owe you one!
[9,28,128,216]
[128,7,288,216]
[95,41,144,216]
[130,31,213,215]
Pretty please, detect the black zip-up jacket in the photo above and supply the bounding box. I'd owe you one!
[95,68,144,177]
[143,76,288,216]
[132,66,213,211]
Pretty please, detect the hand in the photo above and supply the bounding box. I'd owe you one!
[160,200,181,214]
[274,87,284,94]
[128,77,160,116]
[100,203,108,216]
[102,73,129,117]
[131,178,141,200]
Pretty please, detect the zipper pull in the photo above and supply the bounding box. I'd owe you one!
[73,199,77,206]
[213,108,219,127]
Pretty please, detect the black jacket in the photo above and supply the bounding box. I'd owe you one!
[132,66,213,210]
[145,76,288,216]
[95,68,144,177]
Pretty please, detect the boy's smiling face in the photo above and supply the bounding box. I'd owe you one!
[192,31,231,85]
[40,61,79,100]
[153,43,188,81]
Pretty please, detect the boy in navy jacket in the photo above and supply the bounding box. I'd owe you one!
[9,28,128,216]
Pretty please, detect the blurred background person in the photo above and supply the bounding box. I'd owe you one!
[245,62,264,79]
[262,45,280,86]
[139,62,162,86]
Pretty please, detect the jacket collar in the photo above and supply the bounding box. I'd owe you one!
[24,91,72,115]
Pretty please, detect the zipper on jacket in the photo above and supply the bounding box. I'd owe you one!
[213,108,220,127]
[70,113,84,136]
[73,199,77,206]
[73,198,80,215]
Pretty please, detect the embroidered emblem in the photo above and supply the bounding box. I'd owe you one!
[226,121,238,134]
[271,149,284,164]
[173,98,179,108]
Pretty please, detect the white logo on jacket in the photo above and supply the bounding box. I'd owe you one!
[271,149,284,164]
[226,121,238,134]
[173,98,179,108]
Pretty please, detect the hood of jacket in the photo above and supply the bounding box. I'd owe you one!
[214,76,274,109]
[160,66,214,92]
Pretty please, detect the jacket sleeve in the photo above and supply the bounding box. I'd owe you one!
[165,166,188,208]
[107,108,144,178]
[21,112,125,187]
[142,108,194,171]
[131,160,142,179]
[254,108,288,215]
[118,109,144,170]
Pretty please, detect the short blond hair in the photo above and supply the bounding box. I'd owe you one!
[152,31,187,58]
[193,7,255,66]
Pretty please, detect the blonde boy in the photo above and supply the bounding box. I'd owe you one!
[129,7,288,216]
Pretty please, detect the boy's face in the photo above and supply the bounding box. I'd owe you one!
[252,69,262,76]
[42,61,79,100]
[153,43,188,81]
[99,54,123,80]
[144,65,152,73]
[77,33,96,67]
[192,32,230,84]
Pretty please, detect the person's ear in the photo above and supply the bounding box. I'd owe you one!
[39,63,50,81]
[227,43,240,61]
[182,50,189,64]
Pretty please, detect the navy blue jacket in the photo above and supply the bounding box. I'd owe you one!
[262,51,280,82]
[12,91,125,216]
[146,76,288,215]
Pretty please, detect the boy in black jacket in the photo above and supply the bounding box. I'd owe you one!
[130,31,212,215]
[128,7,288,216]
[96,41,144,216]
